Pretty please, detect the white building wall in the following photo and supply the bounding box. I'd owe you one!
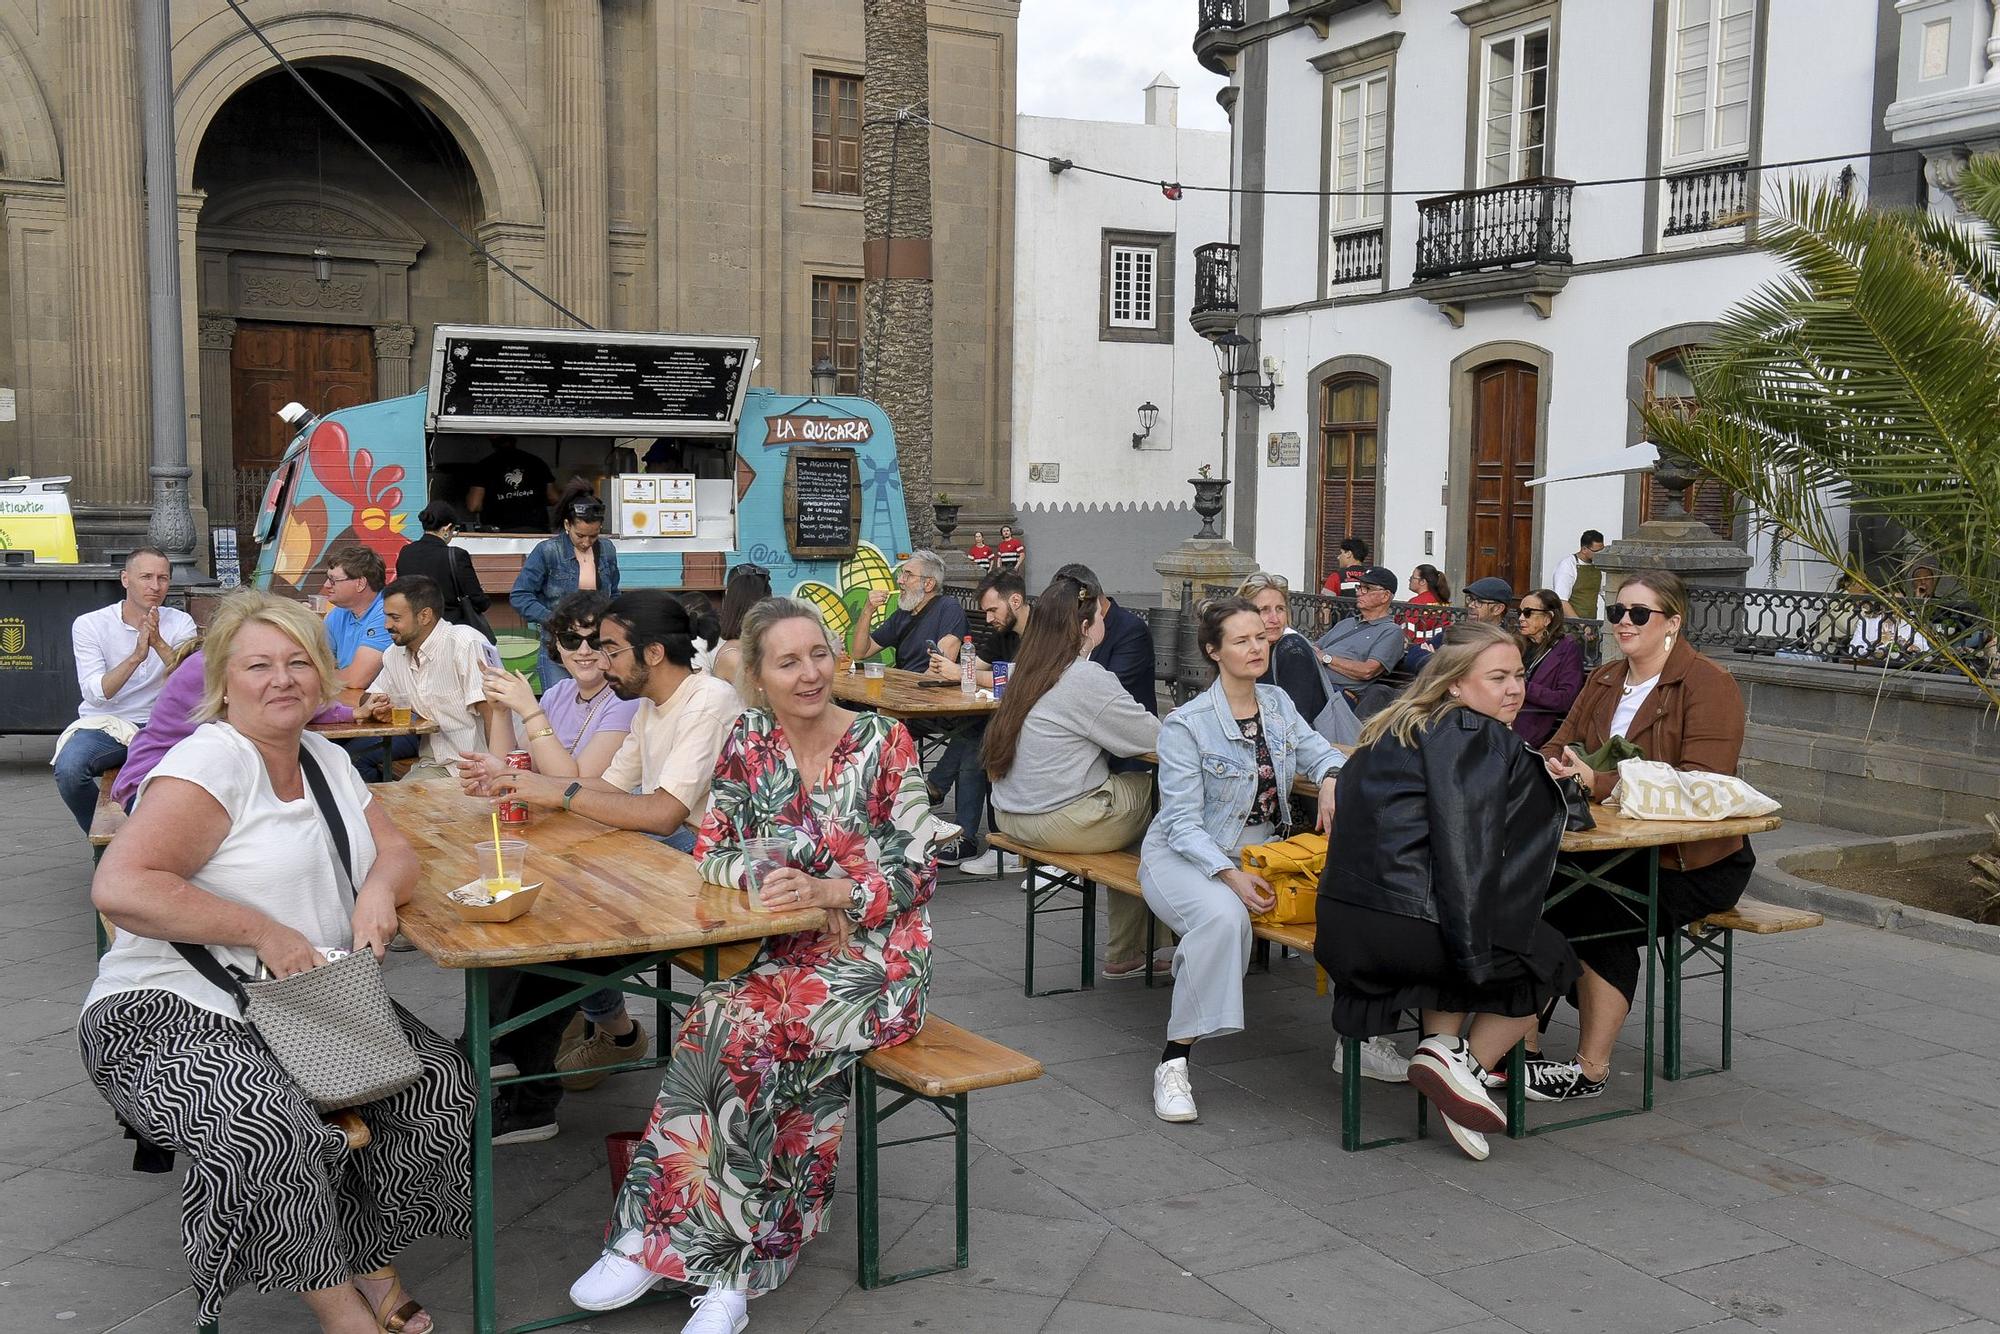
[1010,108,1232,509]
[1237,0,1881,596]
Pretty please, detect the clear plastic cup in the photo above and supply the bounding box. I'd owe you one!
[474,839,527,900]
[391,704,413,728]
[863,660,885,699]
[740,836,789,911]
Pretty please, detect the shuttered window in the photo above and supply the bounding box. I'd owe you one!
[1641,348,1735,536]
[811,276,861,393]
[812,72,863,196]
[1318,375,1380,579]
[1666,0,1755,166]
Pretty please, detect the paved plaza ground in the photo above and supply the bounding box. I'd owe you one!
[2,733,1999,1333]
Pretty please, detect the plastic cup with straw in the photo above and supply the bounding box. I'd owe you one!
[476,812,525,901]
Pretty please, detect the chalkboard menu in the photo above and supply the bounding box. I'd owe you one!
[425,325,757,436]
[783,447,862,559]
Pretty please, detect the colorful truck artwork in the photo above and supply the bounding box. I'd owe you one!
[251,368,918,656]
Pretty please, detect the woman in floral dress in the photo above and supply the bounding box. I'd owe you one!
[569,596,940,1334]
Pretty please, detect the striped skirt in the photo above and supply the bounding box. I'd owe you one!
[79,989,475,1326]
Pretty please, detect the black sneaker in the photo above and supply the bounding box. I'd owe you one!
[932,838,970,868]
[1521,1058,1607,1103]
[491,1101,559,1145]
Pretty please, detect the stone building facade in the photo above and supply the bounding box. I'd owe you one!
[0,0,1018,560]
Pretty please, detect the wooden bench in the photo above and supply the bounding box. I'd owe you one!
[1664,898,1823,1080]
[985,834,1328,998]
[853,1016,1043,1288]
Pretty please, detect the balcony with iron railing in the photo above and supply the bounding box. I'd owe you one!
[1193,0,1248,75]
[1190,241,1240,339]
[1662,159,1754,240]
[1413,176,1574,281]
[1327,226,1384,290]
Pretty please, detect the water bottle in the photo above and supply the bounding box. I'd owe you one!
[959,641,977,693]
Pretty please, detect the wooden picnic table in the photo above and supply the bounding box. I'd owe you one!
[830,662,1000,718]
[370,778,822,1334]
[310,716,439,773]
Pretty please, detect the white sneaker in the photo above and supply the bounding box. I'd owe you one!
[1406,1036,1507,1134]
[958,848,1002,876]
[682,1288,749,1334]
[489,1059,519,1080]
[1439,1110,1491,1161]
[999,851,1025,873]
[1152,1057,1198,1122]
[1331,1036,1411,1083]
[569,1251,664,1311]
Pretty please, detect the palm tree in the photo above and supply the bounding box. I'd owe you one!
[861,0,935,548]
[1643,160,2000,708]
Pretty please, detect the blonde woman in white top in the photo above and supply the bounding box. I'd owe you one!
[81,591,473,1334]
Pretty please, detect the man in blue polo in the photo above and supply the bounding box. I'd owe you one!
[320,544,391,705]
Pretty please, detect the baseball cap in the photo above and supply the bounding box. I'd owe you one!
[1464,576,1516,603]
[1356,566,1399,592]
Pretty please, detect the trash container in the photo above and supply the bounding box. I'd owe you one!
[0,563,126,733]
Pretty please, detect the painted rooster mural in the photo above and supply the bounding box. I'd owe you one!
[268,419,411,594]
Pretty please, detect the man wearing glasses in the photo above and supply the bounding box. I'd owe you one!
[1462,577,1516,624]
[320,545,391,706]
[851,549,967,671]
[1314,566,1408,698]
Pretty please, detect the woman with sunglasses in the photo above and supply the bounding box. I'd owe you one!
[1511,588,1584,748]
[511,495,621,690]
[1534,569,1751,1102]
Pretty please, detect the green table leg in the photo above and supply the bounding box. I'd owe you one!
[467,968,498,1334]
[854,1064,881,1288]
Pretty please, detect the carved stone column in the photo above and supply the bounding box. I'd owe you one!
[65,0,151,507]
[544,0,609,327]
[197,316,236,540]
[374,322,418,397]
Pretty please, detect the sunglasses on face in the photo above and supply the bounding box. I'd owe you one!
[1519,606,1551,617]
[1605,603,1664,626]
[553,628,600,652]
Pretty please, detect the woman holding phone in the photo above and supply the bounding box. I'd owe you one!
[568,598,941,1334]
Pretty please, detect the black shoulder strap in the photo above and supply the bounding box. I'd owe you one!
[297,746,355,891]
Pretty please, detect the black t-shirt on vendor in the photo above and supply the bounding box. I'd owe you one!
[474,444,555,532]
[872,595,971,673]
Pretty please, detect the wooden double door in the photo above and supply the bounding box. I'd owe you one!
[231,322,376,475]
[1465,360,1538,595]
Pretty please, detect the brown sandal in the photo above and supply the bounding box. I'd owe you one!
[358,1266,434,1334]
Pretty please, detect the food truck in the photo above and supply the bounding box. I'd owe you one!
[250,324,913,658]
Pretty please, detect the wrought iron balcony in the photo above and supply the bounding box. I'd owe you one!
[1194,0,1248,74]
[1190,241,1240,338]
[1663,159,1753,238]
[1413,177,1574,282]
[1328,227,1384,289]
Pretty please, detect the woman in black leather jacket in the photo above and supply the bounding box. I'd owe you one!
[1316,620,1578,1161]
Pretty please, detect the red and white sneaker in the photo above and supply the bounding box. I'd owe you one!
[1406,1036,1506,1134]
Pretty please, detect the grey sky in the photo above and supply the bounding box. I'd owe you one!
[1017,0,1231,132]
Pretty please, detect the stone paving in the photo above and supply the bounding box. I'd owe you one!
[3,732,1999,1333]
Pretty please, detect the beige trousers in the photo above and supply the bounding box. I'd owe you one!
[996,771,1166,963]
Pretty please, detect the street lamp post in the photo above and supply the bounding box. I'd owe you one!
[137,0,199,581]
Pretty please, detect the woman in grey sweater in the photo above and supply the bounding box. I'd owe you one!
[985,576,1165,978]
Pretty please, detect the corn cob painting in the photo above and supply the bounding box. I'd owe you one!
[792,542,899,661]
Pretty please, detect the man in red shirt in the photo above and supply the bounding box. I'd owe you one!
[966,531,994,573]
[1321,536,1370,595]
[996,524,1025,574]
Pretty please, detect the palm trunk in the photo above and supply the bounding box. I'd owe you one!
[861,0,935,550]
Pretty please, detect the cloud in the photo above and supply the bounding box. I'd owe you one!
[1017,0,1231,132]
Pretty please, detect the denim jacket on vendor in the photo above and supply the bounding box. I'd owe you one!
[1143,680,1345,876]
[510,535,621,627]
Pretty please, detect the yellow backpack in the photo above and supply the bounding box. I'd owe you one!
[1240,832,1328,926]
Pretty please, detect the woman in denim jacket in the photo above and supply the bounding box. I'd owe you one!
[1140,597,1343,1123]
[511,495,620,688]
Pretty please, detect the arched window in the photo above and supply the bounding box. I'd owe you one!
[1317,374,1380,581]
[1642,347,1735,537]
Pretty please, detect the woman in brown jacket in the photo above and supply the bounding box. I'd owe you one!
[1529,568,1754,1102]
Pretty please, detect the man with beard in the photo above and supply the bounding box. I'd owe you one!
[473,590,743,1143]
[353,575,511,781]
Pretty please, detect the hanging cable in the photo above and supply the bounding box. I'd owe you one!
[219,0,593,330]
[894,110,1948,202]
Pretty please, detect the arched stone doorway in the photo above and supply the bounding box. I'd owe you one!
[191,65,488,561]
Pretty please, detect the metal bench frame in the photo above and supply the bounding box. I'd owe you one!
[851,1065,971,1288]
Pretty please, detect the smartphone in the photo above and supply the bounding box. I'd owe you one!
[915,678,957,689]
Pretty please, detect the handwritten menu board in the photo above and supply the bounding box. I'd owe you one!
[426,326,756,435]
[783,447,861,559]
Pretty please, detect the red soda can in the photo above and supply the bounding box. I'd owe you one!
[501,750,532,824]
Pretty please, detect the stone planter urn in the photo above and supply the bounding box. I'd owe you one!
[1188,475,1230,540]
[930,498,961,549]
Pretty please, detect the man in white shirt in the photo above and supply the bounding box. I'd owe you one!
[474,590,743,1144]
[355,574,511,780]
[53,547,196,831]
[1551,529,1606,620]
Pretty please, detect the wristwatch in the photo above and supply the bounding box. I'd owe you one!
[845,880,870,921]
[561,781,583,811]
